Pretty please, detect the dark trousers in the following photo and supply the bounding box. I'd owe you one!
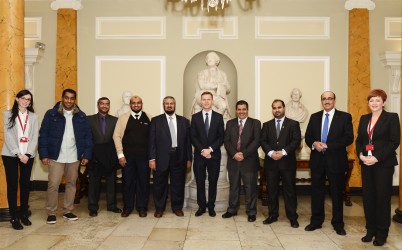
[2,156,34,219]
[88,170,117,211]
[361,165,394,240]
[193,157,220,209]
[227,163,258,216]
[122,157,150,212]
[152,150,186,211]
[310,155,345,229]
[266,166,298,220]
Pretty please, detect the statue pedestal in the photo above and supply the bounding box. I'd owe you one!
[185,146,229,212]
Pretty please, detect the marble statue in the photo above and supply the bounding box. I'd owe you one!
[116,90,133,117]
[191,51,231,122]
[286,88,309,123]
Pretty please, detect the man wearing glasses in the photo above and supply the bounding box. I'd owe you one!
[304,91,353,236]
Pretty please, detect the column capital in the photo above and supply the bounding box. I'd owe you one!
[379,51,401,94]
[51,0,82,10]
[344,0,375,10]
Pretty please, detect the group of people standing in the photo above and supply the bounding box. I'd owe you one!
[1,88,399,247]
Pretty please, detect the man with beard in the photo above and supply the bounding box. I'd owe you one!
[304,91,353,236]
[148,96,192,217]
[113,95,151,218]
[87,97,122,217]
[260,99,301,228]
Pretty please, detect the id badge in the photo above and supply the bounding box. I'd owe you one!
[20,137,28,143]
[365,144,374,151]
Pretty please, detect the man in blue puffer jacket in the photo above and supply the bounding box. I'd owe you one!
[38,89,92,224]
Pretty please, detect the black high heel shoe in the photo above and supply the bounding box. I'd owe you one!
[20,214,32,226]
[373,238,386,246]
[10,219,23,230]
[361,233,375,242]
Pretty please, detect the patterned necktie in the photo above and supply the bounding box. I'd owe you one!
[237,119,243,151]
[205,113,210,136]
[169,116,177,147]
[322,113,329,143]
[101,116,106,135]
[276,119,281,138]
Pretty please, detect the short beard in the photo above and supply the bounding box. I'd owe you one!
[165,110,175,115]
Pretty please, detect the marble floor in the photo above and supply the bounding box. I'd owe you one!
[1,192,401,250]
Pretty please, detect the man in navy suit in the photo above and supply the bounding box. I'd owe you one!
[260,99,301,228]
[191,91,224,217]
[149,96,192,218]
[304,91,353,236]
[87,97,122,217]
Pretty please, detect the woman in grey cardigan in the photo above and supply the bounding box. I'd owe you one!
[1,89,38,230]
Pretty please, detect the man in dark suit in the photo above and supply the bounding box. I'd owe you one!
[304,91,353,236]
[149,96,192,218]
[191,91,224,217]
[260,99,301,228]
[87,97,122,217]
[222,100,261,222]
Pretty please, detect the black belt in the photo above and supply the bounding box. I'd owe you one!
[170,147,177,151]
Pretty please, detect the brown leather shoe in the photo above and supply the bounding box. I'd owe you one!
[154,211,163,218]
[139,210,147,218]
[173,210,184,217]
[121,209,131,218]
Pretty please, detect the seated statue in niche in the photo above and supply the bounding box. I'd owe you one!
[116,90,133,117]
[191,51,231,122]
[286,88,309,124]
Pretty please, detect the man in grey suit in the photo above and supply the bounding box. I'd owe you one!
[222,100,261,222]
[260,99,301,228]
[87,97,122,216]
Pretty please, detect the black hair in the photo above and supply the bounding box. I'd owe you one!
[8,89,34,129]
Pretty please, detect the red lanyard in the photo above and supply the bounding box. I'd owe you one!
[367,116,378,141]
[17,111,29,135]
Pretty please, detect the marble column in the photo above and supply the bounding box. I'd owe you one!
[380,51,402,224]
[51,0,82,102]
[345,0,375,188]
[0,0,25,220]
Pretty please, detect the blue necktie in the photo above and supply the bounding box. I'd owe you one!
[321,113,329,143]
[205,113,209,136]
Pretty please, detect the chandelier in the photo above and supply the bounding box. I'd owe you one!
[182,0,231,12]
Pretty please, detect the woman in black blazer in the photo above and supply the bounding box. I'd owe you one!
[356,89,400,246]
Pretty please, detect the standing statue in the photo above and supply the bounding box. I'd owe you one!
[116,90,133,117]
[286,88,309,124]
[191,51,231,122]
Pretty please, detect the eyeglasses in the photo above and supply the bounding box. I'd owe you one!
[321,97,334,101]
[20,97,32,102]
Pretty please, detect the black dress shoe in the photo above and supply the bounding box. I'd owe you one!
[121,209,131,217]
[262,216,278,225]
[20,215,32,226]
[290,220,299,228]
[335,228,346,236]
[208,209,216,217]
[108,207,122,213]
[89,210,98,217]
[248,215,256,222]
[195,208,206,217]
[361,234,375,243]
[10,219,23,230]
[138,210,147,218]
[373,238,386,246]
[304,224,322,231]
[222,212,237,218]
